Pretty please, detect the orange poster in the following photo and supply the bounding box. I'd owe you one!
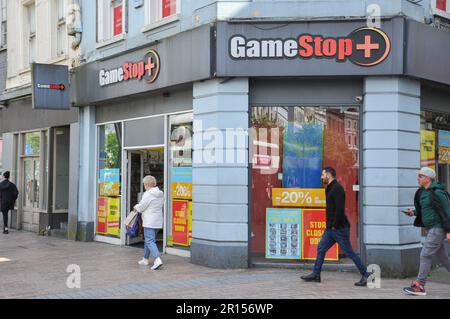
[302,209,339,261]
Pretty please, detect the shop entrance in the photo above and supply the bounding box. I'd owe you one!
[125,147,165,252]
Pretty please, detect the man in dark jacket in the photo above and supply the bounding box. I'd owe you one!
[0,171,19,234]
[403,167,450,296]
[301,167,371,286]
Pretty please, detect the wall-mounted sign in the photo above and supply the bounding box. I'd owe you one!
[229,27,391,67]
[32,63,70,110]
[99,50,160,87]
[432,0,450,20]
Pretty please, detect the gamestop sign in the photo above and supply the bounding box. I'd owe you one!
[99,50,160,87]
[229,27,391,67]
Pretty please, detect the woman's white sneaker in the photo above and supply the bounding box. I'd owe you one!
[151,257,163,270]
[138,258,149,266]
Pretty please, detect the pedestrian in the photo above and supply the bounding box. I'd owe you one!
[301,167,372,286]
[0,171,19,235]
[403,167,450,296]
[135,175,164,270]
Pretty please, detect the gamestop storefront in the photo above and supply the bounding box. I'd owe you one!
[188,17,450,277]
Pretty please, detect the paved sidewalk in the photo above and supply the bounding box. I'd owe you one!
[0,231,449,299]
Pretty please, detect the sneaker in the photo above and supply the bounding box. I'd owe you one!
[138,258,149,266]
[151,257,163,270]
[403,281,427,296]
[3,229,8,234]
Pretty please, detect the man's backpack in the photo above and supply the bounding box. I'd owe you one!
[429,188,450,232]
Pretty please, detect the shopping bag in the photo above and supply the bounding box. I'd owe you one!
[124,210,138,227]
[126,213,140,238]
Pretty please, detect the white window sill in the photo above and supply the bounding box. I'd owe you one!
[96,33,127,49]
[18,67,32,75]
[141,14,181,33]
[47,55,69,64]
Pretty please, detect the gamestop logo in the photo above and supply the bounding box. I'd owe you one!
[229,27,391,67]
[99,50,160,87]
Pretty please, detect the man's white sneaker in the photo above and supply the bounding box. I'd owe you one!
[138,258,149,266]
[151,258,163,270]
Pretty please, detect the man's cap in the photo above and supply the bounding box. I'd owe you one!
[418,167,436,179]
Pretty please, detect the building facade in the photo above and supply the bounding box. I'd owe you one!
[0,0,80,235]
[1,0,450,278]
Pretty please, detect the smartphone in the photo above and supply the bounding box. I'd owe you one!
[401,209,413,215]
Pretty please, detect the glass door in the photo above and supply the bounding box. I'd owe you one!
[126,151,144,245]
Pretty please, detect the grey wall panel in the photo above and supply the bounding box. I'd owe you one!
[250,78,363,106]
[421,85,450,114]
[95,87,193,124]
[124,116,165,147]
[1,133,13,174]
[68,123,79,241]
[0,98,78,134]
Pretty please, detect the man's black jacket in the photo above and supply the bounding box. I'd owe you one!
[326,179,350,229]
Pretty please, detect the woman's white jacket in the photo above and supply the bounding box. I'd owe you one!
[134,187,164,229]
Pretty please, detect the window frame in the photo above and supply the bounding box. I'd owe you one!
[55,0,67,58]
[97,0,127,45]
[142,0,180,33]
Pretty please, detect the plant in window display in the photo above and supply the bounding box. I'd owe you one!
[105,131,120,169]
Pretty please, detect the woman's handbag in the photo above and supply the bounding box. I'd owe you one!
[124,210,138,227]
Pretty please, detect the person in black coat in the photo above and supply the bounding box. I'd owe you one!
[0,171,19,234]
[301,167,371,286]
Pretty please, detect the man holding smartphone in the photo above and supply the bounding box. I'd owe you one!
[403,167,450,296]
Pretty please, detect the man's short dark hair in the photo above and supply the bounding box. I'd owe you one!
[323,167,336,178]
[3,171,10,179]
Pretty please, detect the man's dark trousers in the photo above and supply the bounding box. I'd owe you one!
[313,227,367,276]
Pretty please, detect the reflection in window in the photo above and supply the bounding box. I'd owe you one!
[24,132,40,155]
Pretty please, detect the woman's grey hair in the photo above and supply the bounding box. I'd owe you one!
[143,175,157,187]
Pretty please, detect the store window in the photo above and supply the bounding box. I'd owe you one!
[167,113,193,249]
[22,131,46,210]
[250,106,360,263]
[421,110,450,192]
[97,0,124,43]
[26,2,36,65]
[97,123,122,238]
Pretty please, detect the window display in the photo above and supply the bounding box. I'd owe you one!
[97,123,122,238]
[251,106,360,261]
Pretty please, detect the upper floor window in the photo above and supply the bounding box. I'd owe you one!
[56,0,67,57]
[97,0,125,43]
[145,0,179,27]
[0,0,6,49]
[27,2,36,64]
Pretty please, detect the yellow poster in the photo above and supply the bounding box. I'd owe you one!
[272,188,326,208]
[188,201,193,246]
[171,182,192,200]
[107,197,121,237]
[420,130,436,170]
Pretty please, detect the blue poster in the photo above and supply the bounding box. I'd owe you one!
[171,167,192,183]
[99,169,121,183]
[283,123,324,188]
[439,130,450,148]
[266,208,302,259]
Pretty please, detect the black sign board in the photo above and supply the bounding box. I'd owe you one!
[32,63,70,110]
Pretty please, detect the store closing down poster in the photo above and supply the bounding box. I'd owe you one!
[302,209,338,260]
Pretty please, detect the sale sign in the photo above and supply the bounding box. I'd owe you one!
[107,197,121,237]
[172,200,189,246]
[266,208,302,259]
[96,197,108,235]
[272,188,326,208]
[302,209,338,261]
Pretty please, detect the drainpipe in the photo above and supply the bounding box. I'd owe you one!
[67,0,82,50]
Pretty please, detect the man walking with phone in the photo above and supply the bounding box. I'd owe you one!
[301,167,372,286]
[403,167,450,296]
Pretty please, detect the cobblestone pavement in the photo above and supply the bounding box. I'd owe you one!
[0,231,449,299]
